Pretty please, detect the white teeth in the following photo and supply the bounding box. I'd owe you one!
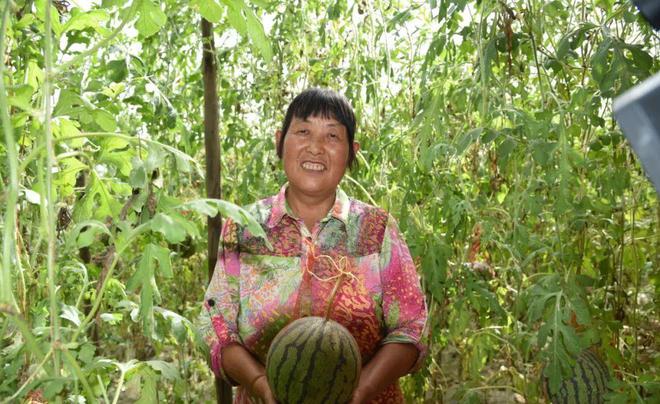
[301,162,326,171]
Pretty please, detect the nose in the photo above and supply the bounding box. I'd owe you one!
[307,133,323,154]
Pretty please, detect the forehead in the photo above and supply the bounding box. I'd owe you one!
[290,115,344,128]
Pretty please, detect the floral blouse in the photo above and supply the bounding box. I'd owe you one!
[203,185,428,403]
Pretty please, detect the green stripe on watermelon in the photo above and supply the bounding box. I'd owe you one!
[543,349,611,404]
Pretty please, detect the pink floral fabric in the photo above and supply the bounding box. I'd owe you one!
[203,185,428,403]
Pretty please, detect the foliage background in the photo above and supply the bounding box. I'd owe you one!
[1,0,659,402]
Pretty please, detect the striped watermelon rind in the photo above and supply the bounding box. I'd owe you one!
[543,349,611,404]
[266,316,362,404]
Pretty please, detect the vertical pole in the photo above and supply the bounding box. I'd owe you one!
[201,17,233,404]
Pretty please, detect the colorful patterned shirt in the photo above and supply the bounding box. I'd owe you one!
[203,185,428,403]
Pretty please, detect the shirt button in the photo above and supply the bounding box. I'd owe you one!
[207,299,215,307]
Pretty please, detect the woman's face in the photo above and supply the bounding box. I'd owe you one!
[278,115,357,199]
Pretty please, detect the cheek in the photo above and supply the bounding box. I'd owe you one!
[331,148,350,170]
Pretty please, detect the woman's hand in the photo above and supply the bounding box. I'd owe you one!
[348,343,420,403]
[250,375,277,404]
[348,385,374,404]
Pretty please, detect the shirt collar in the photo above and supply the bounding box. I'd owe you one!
[266,184,350,229]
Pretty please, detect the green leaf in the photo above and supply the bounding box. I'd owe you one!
[221,0,272,61]
[56,117,85,147]
[7,84,34,111]
[135,0,167,38]
[63,9,110,33]
[455,127,482,155]
[626,45,653,72]
[73,171,123,221]
[135,368,158,404]
[591,38,613,93]
[115,359,140,374]
[127,244,172,336]
[129,163,148,189]
[151,213,187,243]
[145,360,179,380]
[224,3,247,36]
[35,0,64,37]
[43,380,65,399]
[61,304,82,326]
[74,221,113,248]
[178,199,272,249]
[106,59,129,82]
[243,4,273,62]
[54,89,84,117]
[66,220,112,249]
[77,343,96,364]
[92,109,118,132]
[155,307,194,342]
[100,312,123,325]
[192,0,223,23]
[497,138,516,164]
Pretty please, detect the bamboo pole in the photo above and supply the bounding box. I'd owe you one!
[201,17,232,404]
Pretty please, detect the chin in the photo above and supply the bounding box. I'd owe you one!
[291,180,338,195]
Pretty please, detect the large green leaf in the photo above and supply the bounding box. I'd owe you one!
[220,0,273,62]
[73,171,124,221]
[127,244,172,336]
[62,9,110,33]
[191,0,224,23]
[135,0,167,38]
[178,199,272,250]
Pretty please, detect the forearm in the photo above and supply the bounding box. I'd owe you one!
[221,343,266,392]
[353,343,419,403]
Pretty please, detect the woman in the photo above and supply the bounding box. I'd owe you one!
[204,88,427,403]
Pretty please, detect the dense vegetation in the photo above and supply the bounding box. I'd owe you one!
[1,0,658,402]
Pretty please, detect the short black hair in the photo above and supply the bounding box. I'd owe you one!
[278,88,357,168]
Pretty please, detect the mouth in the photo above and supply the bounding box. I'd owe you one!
[300,161,327,172]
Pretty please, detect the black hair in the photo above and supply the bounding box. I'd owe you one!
[278,88,357,168]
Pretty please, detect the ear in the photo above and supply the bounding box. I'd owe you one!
[275,130,283,148]
[352,141,360,154]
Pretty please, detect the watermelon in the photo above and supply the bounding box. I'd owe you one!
[543,349,611,404]
[266,316,361,404]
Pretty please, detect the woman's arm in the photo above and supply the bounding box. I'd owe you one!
[222,343,277,404]
[350,343,419,403]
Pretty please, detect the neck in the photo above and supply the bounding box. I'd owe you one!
[286,186,336,232]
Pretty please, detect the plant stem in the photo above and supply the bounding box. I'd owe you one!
[0,0,19,309]
[324,273,345,320]
[61,347,95,399]
[70,254,119,343]
[344,174,378,206]
[111,370,127,404]
[43,0,62,384]
[69,220,150,344]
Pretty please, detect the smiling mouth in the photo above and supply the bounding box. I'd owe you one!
[301,161,326,172]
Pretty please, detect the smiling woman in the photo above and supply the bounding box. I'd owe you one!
[274,89,360,232]
[202,88,428,404]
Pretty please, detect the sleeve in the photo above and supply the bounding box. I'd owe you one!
[202,218,242,384]
[379,215,429,373]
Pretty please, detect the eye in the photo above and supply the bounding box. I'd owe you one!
[328,133,339,140]
[296,129,309,135]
